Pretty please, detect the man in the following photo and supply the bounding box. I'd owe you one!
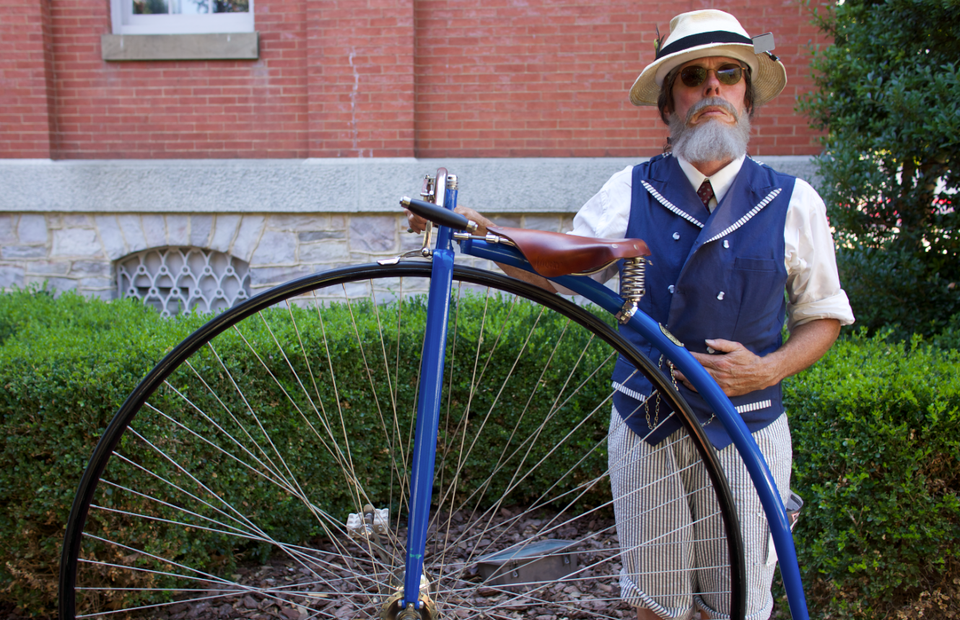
[407,9,854,619]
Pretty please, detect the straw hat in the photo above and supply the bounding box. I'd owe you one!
[629,9,787,107]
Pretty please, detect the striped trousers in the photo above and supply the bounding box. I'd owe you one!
[608,407,792,620]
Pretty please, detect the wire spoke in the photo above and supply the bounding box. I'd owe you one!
[65,270,736,620]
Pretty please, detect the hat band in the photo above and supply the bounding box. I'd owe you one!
[656,30,753,60]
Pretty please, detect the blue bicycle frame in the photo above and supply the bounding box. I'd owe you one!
[401,168,809,620]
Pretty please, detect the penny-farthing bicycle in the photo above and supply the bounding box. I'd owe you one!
[60,168,809,620]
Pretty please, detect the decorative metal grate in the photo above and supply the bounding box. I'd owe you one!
[117,247,251,317]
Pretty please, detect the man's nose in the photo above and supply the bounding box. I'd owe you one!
[702,70,723,96]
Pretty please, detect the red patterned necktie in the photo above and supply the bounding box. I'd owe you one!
[697,179,715,208]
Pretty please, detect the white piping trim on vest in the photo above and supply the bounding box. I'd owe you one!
[704,188,782,244]
[641,180,706,229]
[612,381,649,403]
[735,399,773,414]
[614,382,772,416]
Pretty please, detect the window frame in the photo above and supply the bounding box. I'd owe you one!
[110,0,255,35]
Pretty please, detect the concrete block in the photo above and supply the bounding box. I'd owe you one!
[52,229,103,258]
[166,214,190,246]
[0,215,16,244]
[17,214,48,244]
[117,214,147,253]
[249,265,314,287]
[209,215,241,252]
[267,214,326,231]
[26,261,71,276]
[2,245,48,259]
[191,215,214,247]
[523,215,564,233]
[493,215,522,228]
[94,215,128,258]
[0,266,25,289]
[62,214,92,228]
[250,230,298,265]
[231,216,266,262]
[142,214,166,248]
[349,215,396,253]
[326,215,348,230]
[298,230,345,243]
[71,260,111,276]
[101,33,259,62]
[299,241,349,263]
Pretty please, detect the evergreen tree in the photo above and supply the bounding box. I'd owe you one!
[800,0,960,337]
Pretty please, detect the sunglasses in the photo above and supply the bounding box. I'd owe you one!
[678,64,746,88]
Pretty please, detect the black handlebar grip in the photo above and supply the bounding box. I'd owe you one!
[400,197,475,232]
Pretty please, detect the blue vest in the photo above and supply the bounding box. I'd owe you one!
[611,154,794,450]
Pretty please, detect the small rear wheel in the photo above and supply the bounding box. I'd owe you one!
[59,262,744,619]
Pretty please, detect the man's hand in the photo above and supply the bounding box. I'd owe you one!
[674,338,778,397]
[403,205,493,235]
[403,208,428,234]
[452,206,494,234]
[673,319,841,398]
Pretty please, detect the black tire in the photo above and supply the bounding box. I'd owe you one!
[59,262,744,620]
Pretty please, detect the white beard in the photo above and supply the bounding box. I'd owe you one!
[669,97,751,164]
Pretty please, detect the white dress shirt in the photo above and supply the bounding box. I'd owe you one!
[569,155,855,331]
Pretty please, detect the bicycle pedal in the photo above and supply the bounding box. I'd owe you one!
[346,506,390,538]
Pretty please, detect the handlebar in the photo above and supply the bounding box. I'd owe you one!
[400,196,478,233]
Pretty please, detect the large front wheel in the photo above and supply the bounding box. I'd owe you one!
[60,262,744,619]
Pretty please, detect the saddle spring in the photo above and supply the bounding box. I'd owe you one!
[617,257,648,324]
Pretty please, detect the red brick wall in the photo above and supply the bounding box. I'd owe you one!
[45,0,313,159]
[306,0,416,157]
[0,0,57,158]
[0,0,828,160]
[414,0,829,158]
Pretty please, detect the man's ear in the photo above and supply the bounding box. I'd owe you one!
[659,103,674,125]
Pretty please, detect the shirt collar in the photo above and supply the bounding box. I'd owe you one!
[676,155,746,209]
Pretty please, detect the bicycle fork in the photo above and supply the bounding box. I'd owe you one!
[396,170,459,619]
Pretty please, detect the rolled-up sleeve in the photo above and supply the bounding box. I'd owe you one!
[570,165,633,240]
[784,179,856,331]
[568,166,634,285]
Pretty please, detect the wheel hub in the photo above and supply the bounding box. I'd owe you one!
[380,590,438,620]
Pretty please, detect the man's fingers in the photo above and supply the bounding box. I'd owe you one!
[704,338,741,353]
[690,351,721,370]
[404,208,427,234]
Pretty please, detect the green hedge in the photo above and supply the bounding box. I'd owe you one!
[784,330,960,618]
[2,290,959,617]
[0,290,207,612]
[0,288,614,615]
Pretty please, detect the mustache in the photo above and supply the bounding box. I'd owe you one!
[685,97,741,124]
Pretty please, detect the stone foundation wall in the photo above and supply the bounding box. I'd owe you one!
[0,156,818,304]
[0,211,573,300]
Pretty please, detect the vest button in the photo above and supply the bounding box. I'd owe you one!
[668,285,676,294]
[717,291,725,300]
[723,239,730,249]
[672,232,681,240]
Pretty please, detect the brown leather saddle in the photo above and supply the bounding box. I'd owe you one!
[486,226,651,278]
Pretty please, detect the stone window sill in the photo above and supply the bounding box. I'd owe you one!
[101,33,259,62]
